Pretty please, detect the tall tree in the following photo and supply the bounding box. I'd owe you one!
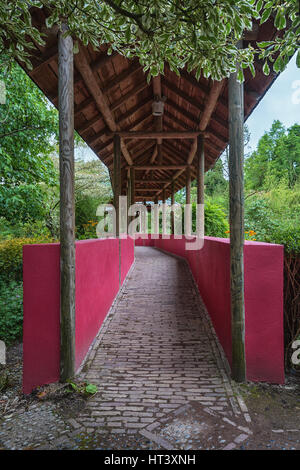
[0,61,58,221]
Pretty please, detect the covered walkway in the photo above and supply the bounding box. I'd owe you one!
[75,247,250,442]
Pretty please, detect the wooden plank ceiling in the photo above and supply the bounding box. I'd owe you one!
[22,8,280,201]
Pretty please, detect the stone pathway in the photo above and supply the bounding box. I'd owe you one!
[73,247,251,447]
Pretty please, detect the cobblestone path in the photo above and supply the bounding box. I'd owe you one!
[73,247,251,447]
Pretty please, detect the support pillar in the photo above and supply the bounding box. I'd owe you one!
[130,166,135,206]
[197,136,205,205]
[162,188,166,235]
[228,41,246,383]
[113,134,121,237]
[186,166,191,236]
[58,24,75,382]
[186,166,191,204]
[171,180,175,235]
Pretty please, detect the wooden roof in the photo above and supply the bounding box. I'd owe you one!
[22,8,281,201]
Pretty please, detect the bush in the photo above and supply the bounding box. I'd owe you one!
[0,217,52,241]
[0,280,23,344]
[0,236,53,282]
[75,195,100,239]
[191,201,229,237]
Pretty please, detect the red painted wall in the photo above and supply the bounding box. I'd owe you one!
[23,237,134,394]
[138,235,285,384]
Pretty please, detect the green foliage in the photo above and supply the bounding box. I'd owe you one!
[0,237,53,282]
[67,381,98,396]
[201,201,229,237]
[0,184,48,223]
[204,160,228,198]
[74,159,112,239]
[1,1,299,82]
[0,61,58,185]
[0,217,51,241]
[75,195,100,240]
[0,280,23,344]
[0,61,58,224]
[245,121,300,190]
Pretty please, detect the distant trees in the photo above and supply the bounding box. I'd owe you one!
[245,120,300,190]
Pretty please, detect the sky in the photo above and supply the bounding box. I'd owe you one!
[77,53,299,162]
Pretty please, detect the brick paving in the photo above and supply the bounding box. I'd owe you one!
[75,246,250,439]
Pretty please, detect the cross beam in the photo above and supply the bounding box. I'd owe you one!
[108,131,207,140]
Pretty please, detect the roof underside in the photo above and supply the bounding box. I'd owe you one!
[22,8,280,200]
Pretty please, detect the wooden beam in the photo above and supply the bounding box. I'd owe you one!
[58,24,75,382]
[111,131,204,139]
[136,180,170,184]
[229,41,246,383]
[199,80,225,131]
[74,45,133,166]
[136,188,161,192]
[130,165,188,170]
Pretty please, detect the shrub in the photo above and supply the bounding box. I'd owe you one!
[75,195,99,239]
[0,280,23,344]
[0,236,53,282]
[191,201,229,237]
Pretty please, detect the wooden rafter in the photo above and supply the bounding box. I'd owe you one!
[102,59,141,94]
[74,45,133,166]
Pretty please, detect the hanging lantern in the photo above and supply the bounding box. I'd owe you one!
[152,96,166,116]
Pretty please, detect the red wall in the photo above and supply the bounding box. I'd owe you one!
[138,236,285,384]
[23,237,134,394]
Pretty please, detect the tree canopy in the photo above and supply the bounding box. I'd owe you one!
[1,1,299,81]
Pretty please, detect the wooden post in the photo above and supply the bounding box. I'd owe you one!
[186,166,191,236]
[130,166,135,206]
[171,180,175,235]
[127,172,131,228]
[228,40,246,383]
[113,134,121,237]
[186,167,191,205]
[197,136,205,205]
[58,24,75,382]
